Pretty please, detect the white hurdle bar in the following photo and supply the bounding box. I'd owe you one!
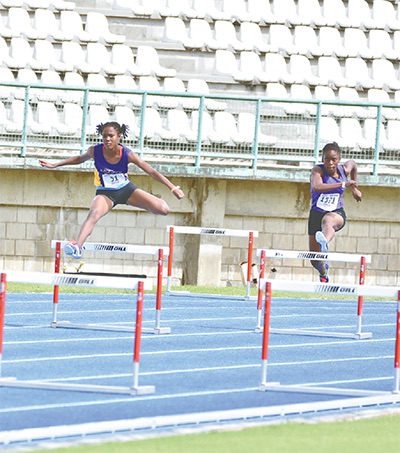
[258,279,400,396]
[166,226,259,297]
[0,272,155,396]
[51,240,171,334]
[256,249,372,339]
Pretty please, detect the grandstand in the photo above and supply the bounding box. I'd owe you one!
[0,0,399,286]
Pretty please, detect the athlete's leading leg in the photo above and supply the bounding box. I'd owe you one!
[126,189,170,215]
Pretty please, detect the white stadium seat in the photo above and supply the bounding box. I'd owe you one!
[214,20,252,52]
[85,11,126,44]
[33,40,73,73]
[239,22,278,54]
[135,45,177,78]
[271,0,309,27]
[60,10,97,43]
[33,8,73,41]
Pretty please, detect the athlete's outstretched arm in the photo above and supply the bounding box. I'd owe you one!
[39,147,94,169]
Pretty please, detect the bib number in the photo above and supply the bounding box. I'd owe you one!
[316,193,340,211]
[102,173,127,188]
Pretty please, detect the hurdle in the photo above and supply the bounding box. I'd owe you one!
[258,279,400,397]
[0,271,155,396]
[255,249,372,339]
[51,240,171,334]
[166,225,259,297]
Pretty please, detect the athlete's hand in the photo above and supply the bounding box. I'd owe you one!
[39,159,56,168]
[171,186,185,200]
[352,187,362,202]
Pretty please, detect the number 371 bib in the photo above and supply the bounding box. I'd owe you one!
[316,193,340,211]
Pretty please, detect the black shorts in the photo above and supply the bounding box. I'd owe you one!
[96,181,138,207]
[308,208,346,235]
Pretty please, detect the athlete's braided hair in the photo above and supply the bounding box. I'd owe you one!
[322,141,341,156]
[96,122,129,139]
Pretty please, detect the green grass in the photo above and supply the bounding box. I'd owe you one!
[33,414,400,453]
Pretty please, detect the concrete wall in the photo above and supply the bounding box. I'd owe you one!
[1,167,399,287]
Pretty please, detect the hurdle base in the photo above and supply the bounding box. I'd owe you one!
[258,382,388,397]
[0,377,156,396]
[268,328,373,340]
[51,321,171,335]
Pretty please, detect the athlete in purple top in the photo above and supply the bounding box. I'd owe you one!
[308,142,362,282]
[39,122,185,259]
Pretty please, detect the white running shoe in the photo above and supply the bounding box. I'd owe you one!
[315,231,328,253]
[64,241,82,259]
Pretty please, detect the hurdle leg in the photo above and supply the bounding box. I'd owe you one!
[258,282,279,390]
[255,250,266,333]
[131,281,155,395]
[153,249,171,335]
[51,241,61,326]
[166,226,174,293]
[246,231,254,299]
[0,273,6,379]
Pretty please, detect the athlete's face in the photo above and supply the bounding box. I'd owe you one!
[322,149,341,175]
[102,126,120,150]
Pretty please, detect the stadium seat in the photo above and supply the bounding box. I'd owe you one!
[0,67,16,100]
[288,54,329,87]
[163,77,200,111]
[85,11,126,44]
[317,57,357,89]
[213,49,255,83]
[113,74,142,108]
[24,0,50,8]
[343,28,382,60]
[62,71,85,104]
[192,0,231,21]
[7,37,48,71]
[293,26,329,58]
[237,111,277,145]
[87,73,125,107]
[362,118,387,150]
[38,70,63,102]
[10,99,52,135]
[214,20,252,52]
[33,40,73,73]
[118,0,154,17]
[135,45,177,78]
[86,42,126,76]
[268,24,299,56]
[247,0,278,24]
[163,17,204,50]
[186,78,227,111]
[339,117,372,150]
[221,0,258,23]
[368,30,399,61]
[0,0,23,6]
[213,111,247,145]
[237,51,272,84]
[113,105,139,140]
[188,19,228,51]
[261,53,293,85]
[297,0,333,28]
[62,102,83,135]
[0,13,19,38]
[321,0,358,29]
[371,0,400,31]
[33,8,72,41]
[382,119,400,151]
[285,84,316,116]
[61,42,100,75]
[6,7,45,40]
[137,75,174,109]
[36,101,77,136]
[110,44,148,77]
[367,88,400,120]
[239,22,278,54]
[271,0,309,27]
[371,59,400,91]
[265,82,289,114]
[165,108,198,142]
[0,100,22,134]
[142,107,179,141]
[50,0,76,10]
[318,116,341,144]
[60,10,97,43]
[337,87,376,120]
[347,0,379,30]
[319,27,357,59]
[314,85,342,117]
[344,58,383,91]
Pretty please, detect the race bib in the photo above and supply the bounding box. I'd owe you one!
[102,173,127,188]
[316,193,340,211]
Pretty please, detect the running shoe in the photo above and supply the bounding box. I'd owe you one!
[64,241,82,259]
[319,263,329,283]
[315,231,329,253]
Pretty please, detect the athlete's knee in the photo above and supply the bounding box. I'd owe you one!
[158,200,170,215]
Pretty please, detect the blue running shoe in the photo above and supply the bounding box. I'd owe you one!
[319,263,329,283]
[64,241,82,259]
[315,231,329,253]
